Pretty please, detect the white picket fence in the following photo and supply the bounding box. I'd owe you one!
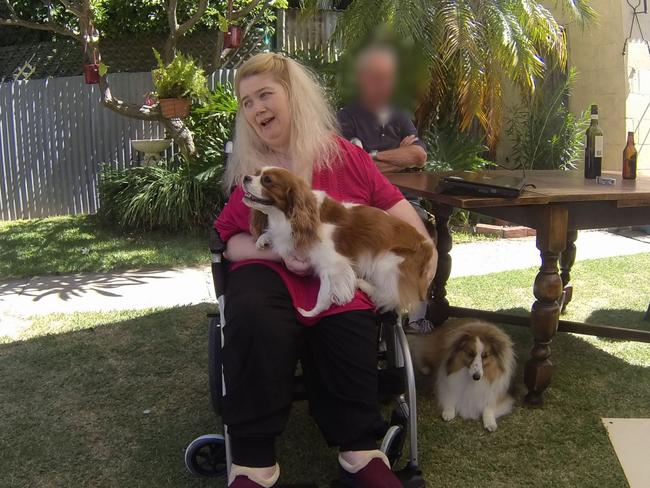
[0,69,235,220]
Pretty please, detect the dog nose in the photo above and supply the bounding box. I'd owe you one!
[472,372,481,381]
[243,175,252,183]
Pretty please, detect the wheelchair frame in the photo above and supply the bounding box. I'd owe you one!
[184,228,426,488]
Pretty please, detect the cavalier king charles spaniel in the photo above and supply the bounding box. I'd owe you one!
[241,166,434,318]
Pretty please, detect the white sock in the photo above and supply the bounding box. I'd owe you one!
[228,463,280,487]
[338,450,390,474]
[408,301,428,323]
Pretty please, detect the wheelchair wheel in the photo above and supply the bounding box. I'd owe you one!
[185,434,227,477]
[381,425,405,468]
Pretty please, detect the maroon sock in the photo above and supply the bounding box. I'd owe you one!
[229,475,275,488]
[351,458,403,488]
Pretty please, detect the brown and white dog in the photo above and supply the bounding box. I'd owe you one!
[241,166,434,317]
[408,318,515,431]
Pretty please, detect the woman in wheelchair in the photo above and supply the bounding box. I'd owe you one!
[214,52,437,488]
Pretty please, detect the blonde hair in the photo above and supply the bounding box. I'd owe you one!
[223,52,340,190]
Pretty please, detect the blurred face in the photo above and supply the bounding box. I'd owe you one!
[356,51,396,111]
[239,73,291,153]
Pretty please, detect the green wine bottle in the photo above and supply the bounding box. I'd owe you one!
[584,104,603,179]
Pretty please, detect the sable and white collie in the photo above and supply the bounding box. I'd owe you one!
[241,166,434,317]
[408,318,515,432]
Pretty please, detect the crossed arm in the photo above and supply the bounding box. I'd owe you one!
[374,135,427,173]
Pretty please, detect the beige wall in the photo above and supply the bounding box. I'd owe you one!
[565,0,627,171]
[621,1,650,171]
[497,0,650,172]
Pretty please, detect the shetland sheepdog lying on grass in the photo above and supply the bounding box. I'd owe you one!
[408,318,515,432]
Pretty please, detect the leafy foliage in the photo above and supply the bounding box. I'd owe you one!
[152,49,210,101]
[321,0,596,150]
[507,68,588,170]
[286,49,343,107]
[99,84,238,231]
[423,124,492,171]
[186,83,238,183]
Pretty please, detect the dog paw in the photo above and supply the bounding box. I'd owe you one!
[255,234,271,249]
[332,290,354,305]
[442,409,456,422]
[330,278,355,305]
[483,420,498,432]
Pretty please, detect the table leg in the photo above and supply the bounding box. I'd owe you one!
[525,206,567,406]
[427,206,453,326]
[559,230,578,313]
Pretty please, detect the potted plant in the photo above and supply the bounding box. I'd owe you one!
[152,49,210,119]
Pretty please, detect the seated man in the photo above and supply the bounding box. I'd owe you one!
[338,45,433,334]
[337,44,427,173]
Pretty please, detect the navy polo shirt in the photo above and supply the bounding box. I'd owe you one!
[336,103,426,153]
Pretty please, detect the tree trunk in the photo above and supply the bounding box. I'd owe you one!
[98,74,196,157]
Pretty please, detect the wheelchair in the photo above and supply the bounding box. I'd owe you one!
[184,225,427,488]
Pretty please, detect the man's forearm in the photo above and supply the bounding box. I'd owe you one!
[376,145,427,167]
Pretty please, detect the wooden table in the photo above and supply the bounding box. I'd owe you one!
[388,170,650,405]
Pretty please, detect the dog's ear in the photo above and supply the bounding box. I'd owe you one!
[484,331,512,361]
[286,181,319,251]
[250,209,268,239]
[452,332,471,352]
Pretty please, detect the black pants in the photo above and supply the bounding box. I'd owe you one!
[222,264,384,467]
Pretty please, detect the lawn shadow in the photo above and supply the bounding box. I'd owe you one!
[0,269,172,302]
[586,308,650,332]
[1,305,649,487]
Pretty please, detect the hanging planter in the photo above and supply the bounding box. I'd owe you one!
[224,25,243,49]
[158,97,191,118]
[84,63,100,84]
[83,23,101,84]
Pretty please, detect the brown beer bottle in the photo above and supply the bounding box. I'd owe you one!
[622,131,637,180]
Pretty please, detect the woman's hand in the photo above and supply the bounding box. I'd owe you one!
[224,233,282,262]
[283,251,313,276]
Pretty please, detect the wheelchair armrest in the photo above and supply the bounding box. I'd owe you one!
[208,227,228,296]
[208,227,226,255]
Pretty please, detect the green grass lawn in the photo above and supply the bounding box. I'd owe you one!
[0,215,209,279]
[0,215,491,279]
[1,254,649,487]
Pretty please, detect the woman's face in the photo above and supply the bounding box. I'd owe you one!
[239,73,291,153]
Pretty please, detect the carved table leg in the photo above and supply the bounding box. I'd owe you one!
[525,206,567,406]
[559,230,578,314]
[427,205,453,326]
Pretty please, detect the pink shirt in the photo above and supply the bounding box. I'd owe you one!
[214,136,404,325]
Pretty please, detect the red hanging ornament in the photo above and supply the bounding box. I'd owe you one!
[84,63,100,84]
[224,25,243,49]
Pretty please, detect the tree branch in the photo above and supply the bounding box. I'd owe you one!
[0,17,81,40]
[177,0,209,37]
[231,0,263,21]
[2,0,17,16]
[167,0,179,31]
[98,76,161,121]
[58,0,82,18]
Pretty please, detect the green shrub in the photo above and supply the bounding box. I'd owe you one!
[506,68,588,170]
[98,163,218,231]
[152,49,210,102]
[99,84,238,231]
[423,124,492,172]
